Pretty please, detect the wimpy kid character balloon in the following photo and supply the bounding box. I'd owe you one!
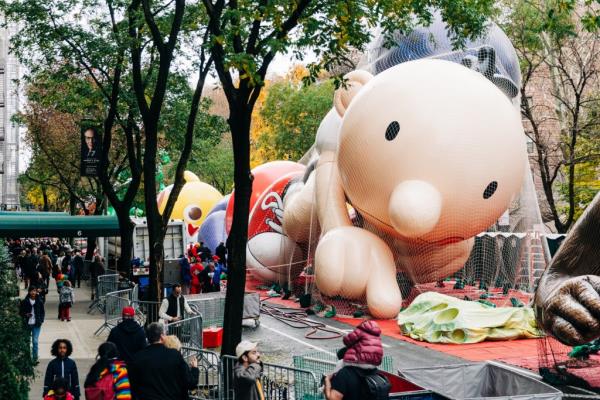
[283,60,527,318]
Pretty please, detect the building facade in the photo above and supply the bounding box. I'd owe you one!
[0,18,20,209]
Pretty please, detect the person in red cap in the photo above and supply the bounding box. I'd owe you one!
[324,321,390,400]
[107,306,147,365]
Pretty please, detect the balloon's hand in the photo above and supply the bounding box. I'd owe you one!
[539,275,600,345]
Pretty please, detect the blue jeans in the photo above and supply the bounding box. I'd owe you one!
[28,325,41,360]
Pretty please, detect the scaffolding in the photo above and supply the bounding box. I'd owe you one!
[0,16,20,210]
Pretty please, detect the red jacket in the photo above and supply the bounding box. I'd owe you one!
[342,321,383,366]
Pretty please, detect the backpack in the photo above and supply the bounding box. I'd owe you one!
[84,372,114,400]
[359,369,391,400]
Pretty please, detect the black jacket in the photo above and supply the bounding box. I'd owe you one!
[19,295,45,327]
[72,255,84,275]
[44,357,80,399]
[129,343,199,400]
[107,319,147,365]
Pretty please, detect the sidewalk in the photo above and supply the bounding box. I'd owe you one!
[21,280,106,399]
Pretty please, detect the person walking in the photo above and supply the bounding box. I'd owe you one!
[233,341,265,400]
[215,242,227,267]
[44,377,75,400]
[84,342,131,400]
[129,323,199,400]
[323,321,390,400]
[199,262,217,293]
[71,250,84,288]
[90,255,105,301]
[19,286,45,362]
[189,260,203,295]
[107,306,147,365]
[23,249,37,290]
[40,251,53,288]
[59,280,75,322]
[212,256,227,292]
[43,339,81,400]
[158,284,195,325]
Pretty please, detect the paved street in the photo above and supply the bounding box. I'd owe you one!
[22,281,104,400]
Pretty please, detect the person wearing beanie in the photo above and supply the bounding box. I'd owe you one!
[324,321,389,400]
[107,306,147,364]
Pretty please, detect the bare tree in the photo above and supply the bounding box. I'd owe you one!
[505,0,600,233]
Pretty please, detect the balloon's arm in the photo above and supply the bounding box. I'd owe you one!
[534,192,600,309]
[316,150,352,233]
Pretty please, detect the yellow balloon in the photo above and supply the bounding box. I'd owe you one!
[157,171,223,232]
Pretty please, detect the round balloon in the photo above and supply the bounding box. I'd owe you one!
[198,210,228,253]
[157,171,223,238]
[246,171,305,283]
[225,161,305,233]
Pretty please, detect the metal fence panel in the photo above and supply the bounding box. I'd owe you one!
[186,292,260,328]
[132,300,161,327]
[187,292,226,328]
[88,273,120,314]
[167,315,203,350]
[293,350,394,378]
[95,288,132,335]
[221,355,320,400]
[181,347,221,400]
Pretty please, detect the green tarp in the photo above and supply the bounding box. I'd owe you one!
[0,215,120,237]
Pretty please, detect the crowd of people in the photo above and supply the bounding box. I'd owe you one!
[9,238,106,362]
[179,241,228,295]
[39,319,199,400]
[11,237,392,400]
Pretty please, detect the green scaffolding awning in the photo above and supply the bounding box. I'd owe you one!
[0,215,120,237]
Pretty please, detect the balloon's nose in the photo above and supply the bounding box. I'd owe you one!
[388,180,442,237]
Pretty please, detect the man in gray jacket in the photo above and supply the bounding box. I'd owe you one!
[233,341,264,400]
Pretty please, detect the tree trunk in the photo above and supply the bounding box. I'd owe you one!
[142,119,164,304]
[116,214,135,274]
[41,186,49,212]
[69,193,77,215]
[221,105,253,357]
[86,237,97,261]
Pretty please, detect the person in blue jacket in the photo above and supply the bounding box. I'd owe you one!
[43,339,81,400]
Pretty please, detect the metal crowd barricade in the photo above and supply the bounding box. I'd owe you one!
[186,292,226,327]
[293,349,394,376]
[88,273,119,314]
[181,346,221,400]
[95,287,134,336]
[131,299,161,327]
[221,355,320,400]
[186,292,260,328]
[167,315,203,350]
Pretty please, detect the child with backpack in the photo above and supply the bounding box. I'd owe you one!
[84,342,131,400]
[44,377,75,400]
[59,280,74,322]
[323,321,391,400]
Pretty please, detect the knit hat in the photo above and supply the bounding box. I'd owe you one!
[235,340,258,359]
[122,306,135,317]
[342,320,383,367]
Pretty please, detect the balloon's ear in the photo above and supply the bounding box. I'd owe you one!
[334,70,373,117]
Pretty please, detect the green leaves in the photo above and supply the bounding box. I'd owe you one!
[0,243,35,400]
[255,77,334,162]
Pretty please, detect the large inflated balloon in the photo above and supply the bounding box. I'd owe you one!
[225,161,305,233]
[283,59,526,319]
[246,171,305,282]
[157,171,223,238]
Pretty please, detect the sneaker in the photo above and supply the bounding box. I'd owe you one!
[67,319,71,322]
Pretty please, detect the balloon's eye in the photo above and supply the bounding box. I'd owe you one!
[185,205,203,221]
[483,181,498,199]
[385,121,400,141]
